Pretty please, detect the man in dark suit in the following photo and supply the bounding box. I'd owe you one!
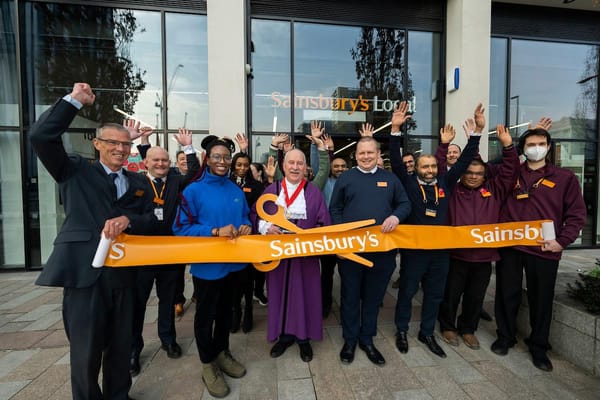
[29,82,156,400]
[129,128,199,376]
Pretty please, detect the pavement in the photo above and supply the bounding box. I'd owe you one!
[1,249,600,400]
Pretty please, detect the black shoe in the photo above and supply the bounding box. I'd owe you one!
[491,339,509,356]
[339,342,356,364]
[231,307,241,333]
[298,342,313,362]
[322,304,332,319]
[161,342,182,359]
[418,333,446,358]
[242,306,253,333]
[270,340,293,358]
[480,309,493,322]
[396,331,408,354]
[358,343,385,366]
[253,292,268,306]
[129,356,140,377]
[531,352,553,371]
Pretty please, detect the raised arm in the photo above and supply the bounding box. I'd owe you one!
[29,82,95,182]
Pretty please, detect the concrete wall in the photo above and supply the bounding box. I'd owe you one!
[445,0,492,159]
[207,0,248,138]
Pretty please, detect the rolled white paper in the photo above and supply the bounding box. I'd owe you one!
[541,221,556,241]
[92,235,112,268]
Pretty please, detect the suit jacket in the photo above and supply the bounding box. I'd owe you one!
[30,99,156,288]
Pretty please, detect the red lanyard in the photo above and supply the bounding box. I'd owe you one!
[282,179,307,207]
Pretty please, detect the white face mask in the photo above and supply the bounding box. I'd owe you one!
[524,145,549,162]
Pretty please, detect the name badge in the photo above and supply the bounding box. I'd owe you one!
[438,188,445,198]
[243,187,252,193]
[541,179,555,188]
[516,193,529,200]
[425,208,437,217]
[153,197,165,205]
[154,208,164,221]
[377,181,388,187]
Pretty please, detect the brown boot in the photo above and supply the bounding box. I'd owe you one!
[216,350,246,378]
[202,362,229,398]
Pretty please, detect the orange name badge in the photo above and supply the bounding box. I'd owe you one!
[243,187,252,193]
[377,181,388,187]
[541,179,556,188]
[153,197,165,205]
[135,189,145,197]
[516,193,529,200]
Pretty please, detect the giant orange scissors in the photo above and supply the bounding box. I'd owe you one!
[253,193,376,271]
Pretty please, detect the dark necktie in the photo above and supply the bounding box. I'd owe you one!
[154,178,164,192]
[109,172,125,199]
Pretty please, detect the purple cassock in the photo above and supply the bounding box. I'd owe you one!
[254,181,331,342]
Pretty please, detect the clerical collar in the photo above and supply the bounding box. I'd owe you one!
[99,162,123,176]
[356,166,378,174]
[417,177,438,186]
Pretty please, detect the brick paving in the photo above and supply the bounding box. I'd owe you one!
[1,249,600,399]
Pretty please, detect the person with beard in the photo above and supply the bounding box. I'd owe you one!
[128,126,200,376]
[29,83,157,400]
[329,136,411,366]
[229,150,266,333]
[254,147,331,363]
[438,123,519,351]
[491,127,586,372]
[389,101,481,359]
[173,136,250,398]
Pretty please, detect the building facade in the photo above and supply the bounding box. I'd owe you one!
[1,0,598,269]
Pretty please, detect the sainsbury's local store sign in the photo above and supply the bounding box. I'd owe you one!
[270,92,415,115]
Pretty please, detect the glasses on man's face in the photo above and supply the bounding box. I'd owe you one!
[96,138,134,148]
[464,170,485,177]
[209,154,233,163]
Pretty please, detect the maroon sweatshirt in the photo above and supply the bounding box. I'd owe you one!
[499,162,586,260]
[449,146,519,262]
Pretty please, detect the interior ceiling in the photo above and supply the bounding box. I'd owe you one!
[495,0,600,12]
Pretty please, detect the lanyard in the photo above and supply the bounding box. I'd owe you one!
[419,183,439,206]
[515,177,544,191]
[148,177,166,205]
[282,179,306,207]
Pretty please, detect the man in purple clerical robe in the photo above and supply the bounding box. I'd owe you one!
[254,149,331,363]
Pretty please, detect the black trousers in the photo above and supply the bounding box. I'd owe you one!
[174,264,186,304]
[232,264,253,310]
[131,266,179,357]
[438,258,492,334]
[339,251,396,346]
[193,274,235,363]
[495,248,559,354]
[320,254,338,310]
[63,272,133,400]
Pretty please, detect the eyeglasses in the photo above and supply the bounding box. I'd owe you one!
[96,138,134,148]
[209,154,233,163]
[464,170,485,177]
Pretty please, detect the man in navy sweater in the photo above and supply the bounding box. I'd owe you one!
[389,101,481,358]
[330,136,411,366]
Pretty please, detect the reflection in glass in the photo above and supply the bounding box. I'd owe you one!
[0,2,18,126]
[408,31,441,136]
[293,23,410,135]
[510,40,597,139]
[166,132,209,166]
[489,38,508,129]
[166,14,208,130]
[252,20,291,133]
[0,131,24,267]
[28,3,155,127]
